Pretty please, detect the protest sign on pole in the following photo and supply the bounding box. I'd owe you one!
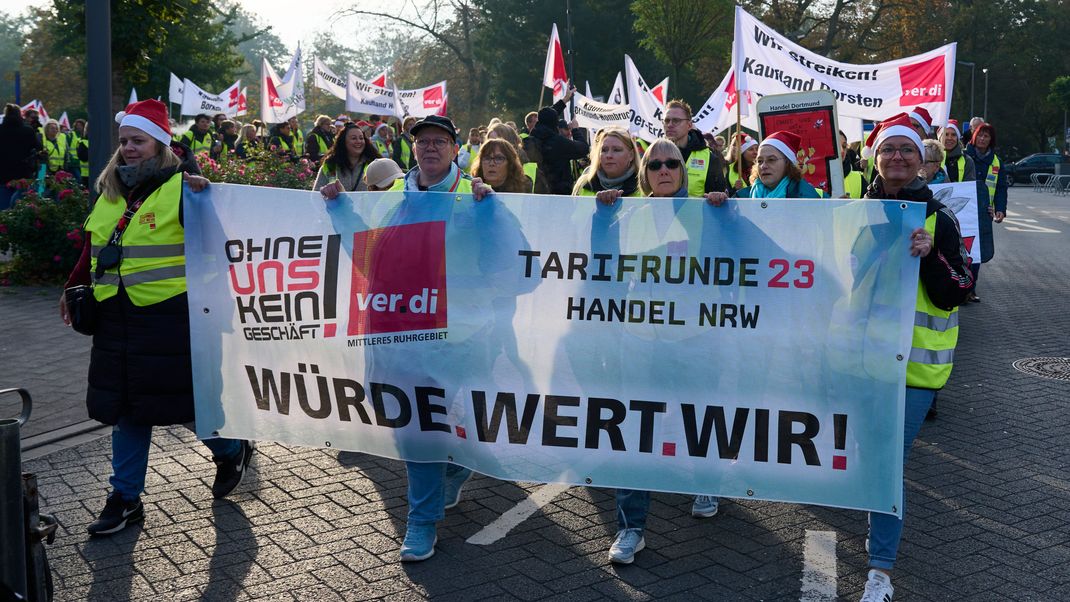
[346,74,397,115]
[930,182,981,265]
[624,55,668,142]
[185,185,924,517]
[181,79,241,117]
[313,57,347,101]
[757,91,845,197]
[731,6,957,125]
[571,91,632,132]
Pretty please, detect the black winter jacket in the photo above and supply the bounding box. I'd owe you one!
[864,176,974,310]
[526,101,589,195]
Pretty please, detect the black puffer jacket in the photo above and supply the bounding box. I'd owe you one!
[86,162,201,426]
[864,176,974,310]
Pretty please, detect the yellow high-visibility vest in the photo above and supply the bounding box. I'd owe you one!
[905,212,959,389]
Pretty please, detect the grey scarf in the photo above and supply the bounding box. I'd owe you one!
[117,157,161,188]
[597,166,636,190]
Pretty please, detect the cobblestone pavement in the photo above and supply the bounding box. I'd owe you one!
[12,188,1070,600]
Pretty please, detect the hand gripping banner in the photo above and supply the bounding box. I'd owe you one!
[184,186,925,517]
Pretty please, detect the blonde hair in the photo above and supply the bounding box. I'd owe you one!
[571,127,639,194]
[239,123,257,141]
[95,141,182,201]
[922,138,945,164]
[638,138,686,196]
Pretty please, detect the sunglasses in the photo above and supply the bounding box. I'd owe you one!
[646,159,681,171]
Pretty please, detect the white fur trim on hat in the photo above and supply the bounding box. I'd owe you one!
[119,114,172,146]
[943,122,960,138]
[740,137,758,153]
[760,139,798,165]
[873,124,924,158]
[907,111,932,136]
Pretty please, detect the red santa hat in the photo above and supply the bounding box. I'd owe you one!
[861,113,924,160]
[737,133,758,153]
[943,119,961,138]
[906,106,934,136]
[759,131,802,165]
[114,99,172,146]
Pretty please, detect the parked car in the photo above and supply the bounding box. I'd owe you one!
[1004,153,1067,186]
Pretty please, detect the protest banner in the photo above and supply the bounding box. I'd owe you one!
[624,55,665,142]
[732,6,957,125]
[571,91,632,132]
[757,91,844,197]
[346,74,397,115]
[930,181,981,265]
[313,57,347,101]
[181,79,241,117]
[392,81,448,119]
[184,185,925,517]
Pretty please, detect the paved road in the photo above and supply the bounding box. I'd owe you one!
[10,187,1070,600]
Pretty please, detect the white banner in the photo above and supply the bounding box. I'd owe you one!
[313,57,347,100]
[393,81,448,119]
[608,72,626,105]
[624,55,664,143]
[346,74,397,115]
[181,79,241,117]
[169,73,184,105]
[732,6,956,125]
[571,92,632,132]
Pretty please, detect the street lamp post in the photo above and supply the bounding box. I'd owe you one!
[982,68,989,121]
[958,60,975,119]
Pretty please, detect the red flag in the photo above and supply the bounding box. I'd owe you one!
[266,74,283,108]
[542,24,568,100]
[651,77,669,106]
[436,92,449,117]
[370,70,388,88]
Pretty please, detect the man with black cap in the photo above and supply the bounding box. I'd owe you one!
[523,86,589,195]
[388,115,492,196]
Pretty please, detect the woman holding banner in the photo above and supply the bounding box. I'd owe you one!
[598,138,728,564]
[733,131,821,199]
[314,122,382,197]
[964,122,1007,303]
[859,113,973,602]
[574,127,642,199]
[471,138,532,193]
[58,100,254,536]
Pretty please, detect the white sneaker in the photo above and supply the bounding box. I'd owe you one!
[860,569,894,602]
[691,495,719,518]
[608,528,645,564]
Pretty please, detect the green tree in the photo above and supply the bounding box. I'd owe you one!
[1048,76,1070,153]
[0,10,29,103]
[631,0,732,96]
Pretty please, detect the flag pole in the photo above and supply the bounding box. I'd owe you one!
[735,86,743,187]
[565,0,575,115]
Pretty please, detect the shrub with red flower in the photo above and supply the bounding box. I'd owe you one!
[0,175,90,285]
[198,147,316,190]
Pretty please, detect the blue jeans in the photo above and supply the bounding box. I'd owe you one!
[615,489,651,531]
[405,461,473,525]
[867,386,936,569]
[110,416,241,501]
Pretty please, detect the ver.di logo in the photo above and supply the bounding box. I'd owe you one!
[347,221,448,336]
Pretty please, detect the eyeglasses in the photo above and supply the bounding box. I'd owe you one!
[877,146,918,158]
[646,159,681,171]
[416,138,452,149]
[663,117,688,126]
[484,155,507,165]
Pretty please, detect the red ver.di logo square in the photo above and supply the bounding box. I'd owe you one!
[347,221,448,336]
[898,55,946,103]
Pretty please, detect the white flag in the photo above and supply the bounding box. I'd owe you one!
[345,74,396,115]
[313,57,346,100]
[731,6,956,124]
[57,112,70,130]
[624,55,664,142]
[128,88,138,105]
[392,81,448,119]
[169,73,184,105]
[260,46,306,124]
[691,68,758,136]
[543,24,569,101]
[608,72,626,105]
[368,70,389,88]
[651,77,668,107]
[235,87,248,117]
[181,78,241,117]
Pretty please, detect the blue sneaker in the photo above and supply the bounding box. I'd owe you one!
[444,468,473,510]
[400,523,437,562]
[608,528,645,564]
[692,495,719,518]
